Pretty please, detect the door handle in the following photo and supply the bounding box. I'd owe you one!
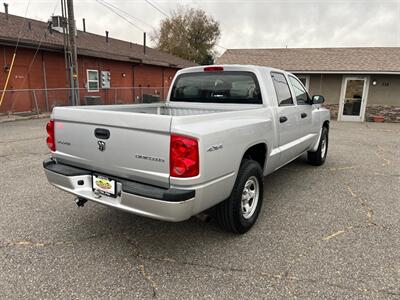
[301,113,308,119]
[279,116,288,123]
[94,128,110,139]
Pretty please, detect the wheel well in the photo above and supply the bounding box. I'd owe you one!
[242,143,267,169]
[323,120,330,130]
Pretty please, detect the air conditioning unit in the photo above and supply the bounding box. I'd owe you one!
[52,16,64,27]
[50,16,66,33]
[49,15,76,35]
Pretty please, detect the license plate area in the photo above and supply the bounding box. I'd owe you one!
[92,175,117,197]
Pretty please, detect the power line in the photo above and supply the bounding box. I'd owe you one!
[99,0,156,31]
[95,0,146,32]
[14,0,32,51]
[100,0,229,58]
[145,0,170,18]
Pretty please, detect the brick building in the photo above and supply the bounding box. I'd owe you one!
[0,11,196,113]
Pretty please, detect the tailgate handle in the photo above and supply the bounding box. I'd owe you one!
[94,128,110,139]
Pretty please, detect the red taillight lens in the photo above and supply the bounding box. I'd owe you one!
[204,66,224,72]
[170,134,199,177]
[46,119,56,151]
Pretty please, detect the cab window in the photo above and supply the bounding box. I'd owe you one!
[170,71,262,104]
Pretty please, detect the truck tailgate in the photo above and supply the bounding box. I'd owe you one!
[52,107,172,187]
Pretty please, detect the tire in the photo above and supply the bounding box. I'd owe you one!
[216,159,264,234]
[308,127,329,166]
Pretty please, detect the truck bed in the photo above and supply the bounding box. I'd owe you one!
[51,101,262,188]
[51,102,252,188]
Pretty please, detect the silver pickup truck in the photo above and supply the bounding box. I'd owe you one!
[43,65,330,233]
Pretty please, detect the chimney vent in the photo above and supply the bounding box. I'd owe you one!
[143,32,146,55]
[4,3,8,19]
[106,30,109,43]
[82,18,86,32]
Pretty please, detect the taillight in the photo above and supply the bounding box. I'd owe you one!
[46,119,56,151]
[170,134,199,177]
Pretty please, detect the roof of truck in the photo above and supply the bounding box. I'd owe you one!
[178,64,287,74]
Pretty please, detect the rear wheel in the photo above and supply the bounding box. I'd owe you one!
[216,159,264,234]
[308,127,328,166]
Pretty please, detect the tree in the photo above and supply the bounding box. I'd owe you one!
[152,7,221,65]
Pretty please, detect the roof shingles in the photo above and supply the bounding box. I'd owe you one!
[216,47,400,73]
[0,12,196,68]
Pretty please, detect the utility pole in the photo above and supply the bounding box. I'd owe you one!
[66,0,79,105]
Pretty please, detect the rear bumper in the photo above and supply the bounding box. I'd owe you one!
[43,159,195,222]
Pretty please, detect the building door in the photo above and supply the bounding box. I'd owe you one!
[338,76,369,122]
[7,66,32,112]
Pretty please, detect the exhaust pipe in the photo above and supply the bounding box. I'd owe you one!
[195,212,211,223]
[75,197,88,207]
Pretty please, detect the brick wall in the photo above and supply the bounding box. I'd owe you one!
[323,103,400,122]
[78,56,136,105]
[133,64,177,102]
[365,105,400,122]
[0,45,179,113]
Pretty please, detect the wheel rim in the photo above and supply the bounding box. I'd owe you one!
[241,176,259,219]
[321,136,327,159]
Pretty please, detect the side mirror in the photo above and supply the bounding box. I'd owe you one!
[312,95,325,104]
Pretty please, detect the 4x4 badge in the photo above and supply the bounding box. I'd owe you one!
[97,141,106,151]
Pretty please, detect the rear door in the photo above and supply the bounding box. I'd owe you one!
[288,75,315,150]
[270,72,301,164]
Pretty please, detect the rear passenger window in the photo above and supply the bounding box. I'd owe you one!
[271,72,293,106]
[289,76,309,105]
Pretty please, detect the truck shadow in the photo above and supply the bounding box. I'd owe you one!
[74,153,322,262]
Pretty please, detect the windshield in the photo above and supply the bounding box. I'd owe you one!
[170,71,262,104]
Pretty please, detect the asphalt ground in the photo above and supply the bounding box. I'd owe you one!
[0,119,399,299]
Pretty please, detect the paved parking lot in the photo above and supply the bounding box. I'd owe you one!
[0,118,399,299]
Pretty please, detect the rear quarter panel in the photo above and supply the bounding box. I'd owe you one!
[170,107,276,195]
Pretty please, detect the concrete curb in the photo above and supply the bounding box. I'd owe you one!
[0,113,51,124]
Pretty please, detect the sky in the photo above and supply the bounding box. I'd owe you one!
[6,0,400,55]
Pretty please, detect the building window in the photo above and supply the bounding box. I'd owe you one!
[87,69,99,92]
[297,75,310,91]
